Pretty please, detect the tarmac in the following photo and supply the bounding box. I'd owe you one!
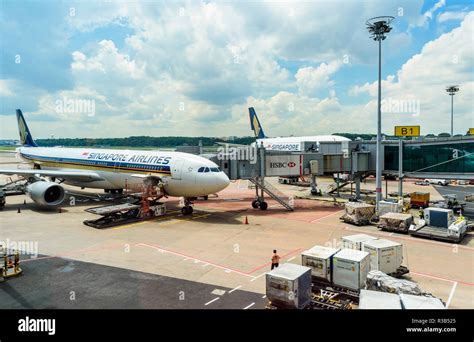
[0,154,473,309]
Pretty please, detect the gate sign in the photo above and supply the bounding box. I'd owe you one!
[394,125,420,137]
[469,128,474,135]
[265,155,301,177]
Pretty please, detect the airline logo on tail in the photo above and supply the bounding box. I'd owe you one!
[16,109,38,147]
[248,107,266,139]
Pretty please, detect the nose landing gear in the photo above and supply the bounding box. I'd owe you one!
[181,198,194,215]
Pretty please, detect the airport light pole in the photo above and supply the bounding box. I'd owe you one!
[446,85,459,136]
[366,16,394,212]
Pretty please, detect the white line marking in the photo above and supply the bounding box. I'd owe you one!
[262,295,267,299]
[243,302,255,310]
[389,233,394,236]
[136,243,253,278]
[229,285,242,293]
[202,263,210,267]
[446,282,458,308]
[205,297,220,306]
[287,256,296,262]
[250,272,266,282]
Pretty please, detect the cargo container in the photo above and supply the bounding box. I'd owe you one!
[342,234,378,250]
[333,249,370,291]
[359,290,402,309]
[362,239,403,275]
[424,208,454,228]
[378,200,402,216]
[340,202,375,225]
[266,263,312,309]
[378,213,413,233]
[399,293,445,309]
[301,246,340,282]
[409,192,430,208]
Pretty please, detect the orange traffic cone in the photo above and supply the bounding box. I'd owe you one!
[244,216,249,224]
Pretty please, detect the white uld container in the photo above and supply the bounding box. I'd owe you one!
[266,263,312,309]
[342,234,378,250]
[333,249,370,291]
[399,293,445,309]
[362,239,403,274]
[301,246,340,282]
[359,289,402,309]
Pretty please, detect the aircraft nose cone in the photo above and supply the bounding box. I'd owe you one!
[216,172,230,191]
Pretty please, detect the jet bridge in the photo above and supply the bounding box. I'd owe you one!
[215,142,371,210]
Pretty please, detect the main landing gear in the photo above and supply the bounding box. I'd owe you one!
[181,198,194,215]
[252,199,268,210]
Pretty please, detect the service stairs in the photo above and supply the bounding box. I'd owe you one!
[248,177,294,211]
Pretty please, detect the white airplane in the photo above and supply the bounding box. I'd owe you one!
[0,110,230,214]
[249,107,350,151]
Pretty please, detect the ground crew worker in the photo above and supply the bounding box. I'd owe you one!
[419,208,424,219]
[271,250,280,270]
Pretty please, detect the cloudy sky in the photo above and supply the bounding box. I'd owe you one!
[0,0,473,139]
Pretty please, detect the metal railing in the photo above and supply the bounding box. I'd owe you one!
[249,177,294,211]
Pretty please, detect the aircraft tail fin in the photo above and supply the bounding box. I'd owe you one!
[248,107,266,139]
[16,109,38,147]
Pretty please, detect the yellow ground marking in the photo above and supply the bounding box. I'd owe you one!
[157,213,212,227]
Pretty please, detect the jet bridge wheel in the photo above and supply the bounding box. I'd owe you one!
[252,200,260,209]
[259,201,268,210]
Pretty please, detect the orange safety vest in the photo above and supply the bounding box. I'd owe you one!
[272,254,280,264]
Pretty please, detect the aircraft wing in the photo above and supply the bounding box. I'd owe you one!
[0,168,104,181]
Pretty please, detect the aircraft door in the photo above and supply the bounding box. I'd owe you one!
[171,159,184,180]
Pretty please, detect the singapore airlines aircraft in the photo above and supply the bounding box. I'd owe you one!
[0,110,230,214]
[249,107,350,151]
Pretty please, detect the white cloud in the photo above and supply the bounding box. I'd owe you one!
[0,79,14,97]
[295,61,341,96]
[425,0,446,20]
[437,11,469,23]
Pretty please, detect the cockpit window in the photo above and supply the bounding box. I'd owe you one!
[204,167,210,173]
[210,167,220,172]
[198,167,205,173]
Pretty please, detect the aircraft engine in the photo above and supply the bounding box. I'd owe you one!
[25,181,66,206]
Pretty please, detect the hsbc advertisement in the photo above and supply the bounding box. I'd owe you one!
[265,155,301,177]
